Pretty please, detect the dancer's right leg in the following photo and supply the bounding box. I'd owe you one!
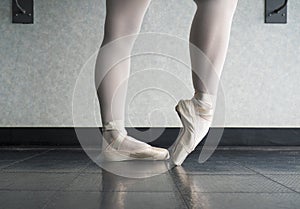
[94,0,169,161]
[170,0,239,165]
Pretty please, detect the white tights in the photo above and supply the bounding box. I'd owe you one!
[190,0,238,110]
[94,0,238,149]
[95,0,152,151]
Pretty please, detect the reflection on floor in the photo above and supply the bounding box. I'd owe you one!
[0,147,300,209]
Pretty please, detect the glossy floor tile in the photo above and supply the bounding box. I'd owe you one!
[2,149,90,173]
[65,172,177,192]
[170,153,255,175]
[181,193,300,209]
[0,172,78,191]
[0,160,15,169]
[81,161,103,173]
[0,191,54,209]
[172,173,293,193]
[0,147,300,209]
[44,191,187,209]
[0,149,47,161]
[265,175,300,192]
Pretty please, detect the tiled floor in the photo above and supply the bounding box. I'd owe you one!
[0,147,300,209]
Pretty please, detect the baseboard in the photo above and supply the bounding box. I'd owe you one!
[0,127,299,147]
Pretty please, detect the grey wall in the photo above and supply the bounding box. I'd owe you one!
[0,0,299,127]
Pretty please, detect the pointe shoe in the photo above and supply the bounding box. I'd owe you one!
[170,99,213,166]
[101,120,170,161]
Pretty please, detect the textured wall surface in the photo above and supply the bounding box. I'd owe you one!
[0,0,299,127]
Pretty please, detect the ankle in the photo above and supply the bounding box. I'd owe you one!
[102,120,127,143]
[192,91,216,109]
[102,120,126,132]
[191,91,216,120]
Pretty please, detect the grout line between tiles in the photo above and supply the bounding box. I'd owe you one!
[0,149,53,171]
[0,189,297,194]
[168,169,192,209]
[235,162,300,194]
[41,160,93,209]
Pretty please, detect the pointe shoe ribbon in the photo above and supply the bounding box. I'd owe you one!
[191,95,215,121]
[102,120,127,150]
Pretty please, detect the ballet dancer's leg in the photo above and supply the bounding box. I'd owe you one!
[191,0,239,98]
[95,0,169,161]
[171,0,239,165]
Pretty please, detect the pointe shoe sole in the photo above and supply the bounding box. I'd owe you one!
[101,147,170,162]
[171,101,193,166]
